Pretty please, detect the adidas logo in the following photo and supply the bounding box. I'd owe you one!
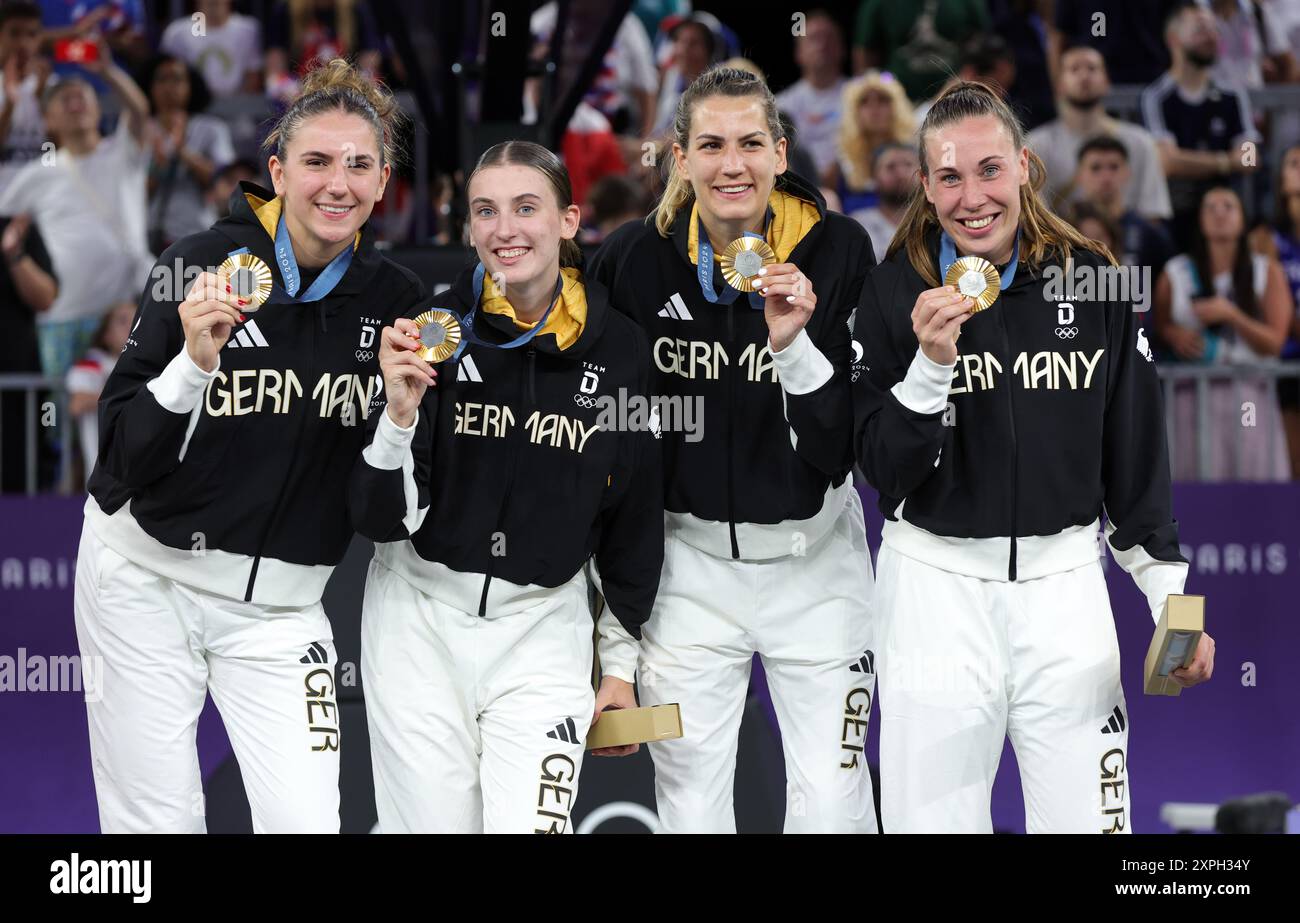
[546,717,580,744]
[456,354,483,382]
[226,318,270,349]
[298,642,329,665]
[657,292,693,321]
[849,650,875,674]
[1100,705,1126,735]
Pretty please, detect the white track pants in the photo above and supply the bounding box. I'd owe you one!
[362,559,595,834]
[874,544,1132,834]
[73,523,341,834]
[639,490,877,834]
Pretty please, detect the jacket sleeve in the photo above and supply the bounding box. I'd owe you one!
[770,224,874,478]
[592,328,664,679]
[348,288,437,543]
[852,266,954,501]
[97,254,221,490]
[1101,298,1188,623]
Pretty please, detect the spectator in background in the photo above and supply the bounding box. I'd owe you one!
[561,101,626,208]
[652,14,717,136]
[849,141,918,262]
[66,300,132,488]
[1154,185,1291,481]
[1073,136,1175,273]
[160,0,263,98]
[265,0,382,103]
[206,157,258,218]
[775,9,847,183]
[1028,45,1171,222]
[582,172,651,244]
[0,36,152,381]
[1141,4,1259,251]
[143,55,234,251]
[1048,0,1181,88]
[0,1,47,195]
[531,4,658,139]
[1208,0,1298,89]
[1251,142,1300,478]
[0,211,55,493]
[986,0,1055,130]
[913,34,1015,123]
[851,0,989,102]
[828,70,913,214]
[1067,201,1122,259]
[40,0,149,74]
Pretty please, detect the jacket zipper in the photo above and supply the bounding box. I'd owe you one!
[477,346,534,615]
[995,301,1019,581]
[725,298,739,559]
[244,305,319,600]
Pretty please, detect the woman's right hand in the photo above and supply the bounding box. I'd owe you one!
[1164,324,1205,361]
[180,271,247,373]
[380,318,437,428]
[912,285,973,366]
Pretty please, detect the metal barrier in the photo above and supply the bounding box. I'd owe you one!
[1157,361,1300,482]
[0,375,69,496]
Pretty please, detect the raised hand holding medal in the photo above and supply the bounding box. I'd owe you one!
[755,260,818,353]
[380,317,438,428]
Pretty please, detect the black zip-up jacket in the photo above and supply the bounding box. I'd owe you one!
[349,264,663,645]
[853,231,1188,615]
[85,182,426,606]
[587,170,875,560]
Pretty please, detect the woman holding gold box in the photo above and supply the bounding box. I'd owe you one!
[853,81,1215,834]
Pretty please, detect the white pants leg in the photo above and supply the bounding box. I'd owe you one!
[759,489,877,834]
[1006,561,1131,834]
[875,544,1131,833]
[362,560,595,834]
[74,524,209,833]
[874,544,1007,833]
[201,591,340,834]
[641,491,876,834]
[74,523,341,833]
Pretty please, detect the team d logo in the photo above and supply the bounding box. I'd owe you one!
[580,370,600,394]
[359,325,376,349]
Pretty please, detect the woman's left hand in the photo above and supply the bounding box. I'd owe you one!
[1171,632,1215,687]
[757,262,816,353]
[589,676,639,757]
[1192,296,1239,326]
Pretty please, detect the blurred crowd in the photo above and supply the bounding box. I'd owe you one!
[2,0,1300,492]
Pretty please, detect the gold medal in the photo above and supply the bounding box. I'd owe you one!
[410,309,462,363]
[718,237,777,293]
[944,256,1001,313]
[218,253,273,313]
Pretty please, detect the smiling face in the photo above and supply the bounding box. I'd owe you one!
[468,163,579,293]
[269,109,389,263]
[922,114,1028,265]
[674,94,787,235]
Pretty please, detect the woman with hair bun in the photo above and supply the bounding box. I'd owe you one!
[74,57,425,833]
[854,81,1215,834]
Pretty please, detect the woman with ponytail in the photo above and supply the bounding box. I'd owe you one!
[589,66,878,834]
[350,141,663,833]
[75,58,426,832]
[853,81,1215,833]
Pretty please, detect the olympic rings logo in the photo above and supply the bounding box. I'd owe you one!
[1055,327,1079,339]
[573,394,598,409]
[356,349,375,361]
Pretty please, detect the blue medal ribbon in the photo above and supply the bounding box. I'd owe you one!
[439,264,563,362]
[694,211,770,310]
[939,229,1020,290]
[272,213,353,302]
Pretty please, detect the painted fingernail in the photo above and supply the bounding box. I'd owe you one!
[238,298,248,306]
[239,313,246,322]
[225,284,231,293]
[757,267,767,276]
[786,295,796,302]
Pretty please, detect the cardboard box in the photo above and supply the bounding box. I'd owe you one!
[586,704,683,750]
[1143,594,1205,697]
